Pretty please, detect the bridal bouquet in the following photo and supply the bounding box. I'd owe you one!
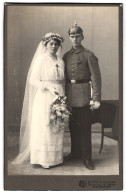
[50,95,71,133]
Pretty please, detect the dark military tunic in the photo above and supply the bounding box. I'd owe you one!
[63,45,101,107]
[63,45,101,160]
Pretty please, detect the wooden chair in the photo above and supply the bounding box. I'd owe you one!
[91,100,119,153]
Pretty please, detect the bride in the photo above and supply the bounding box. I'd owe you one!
[13,32,65,169]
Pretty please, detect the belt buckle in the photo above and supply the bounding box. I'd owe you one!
[71,80,76,84]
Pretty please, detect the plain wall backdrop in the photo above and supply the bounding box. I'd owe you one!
[5,5,119,127]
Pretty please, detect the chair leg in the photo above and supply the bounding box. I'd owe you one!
[99,125,104,154]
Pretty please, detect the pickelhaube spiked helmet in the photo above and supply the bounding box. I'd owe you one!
[68,21,83,36]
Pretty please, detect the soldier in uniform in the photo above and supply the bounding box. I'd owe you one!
[63,23,101,170]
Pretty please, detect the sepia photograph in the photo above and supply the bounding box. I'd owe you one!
[4,3,123,190]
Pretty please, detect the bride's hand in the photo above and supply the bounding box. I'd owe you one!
[54,91,59,95]
[46,85,59,96]
[53,89,59,96]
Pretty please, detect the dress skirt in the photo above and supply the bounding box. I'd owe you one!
[30,83,64,167]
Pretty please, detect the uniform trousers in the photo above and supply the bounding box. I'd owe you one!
[69,105,92,161]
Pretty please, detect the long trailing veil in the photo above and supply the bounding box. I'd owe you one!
[12,40,62,164]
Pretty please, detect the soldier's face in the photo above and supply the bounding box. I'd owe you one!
[69,34,83,48]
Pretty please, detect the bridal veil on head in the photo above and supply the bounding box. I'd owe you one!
[12,33,64,164]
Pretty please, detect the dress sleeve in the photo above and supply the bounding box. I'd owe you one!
[62,59,66,87]
[29,56,45,90]
[29,55,57,95]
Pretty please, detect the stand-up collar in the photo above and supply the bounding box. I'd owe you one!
[70,45,84,54]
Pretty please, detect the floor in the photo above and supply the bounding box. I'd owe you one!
[7,131,119,175]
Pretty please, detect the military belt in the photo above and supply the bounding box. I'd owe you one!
[67,79,91,84]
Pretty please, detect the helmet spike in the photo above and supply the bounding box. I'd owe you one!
[73,20,77,27]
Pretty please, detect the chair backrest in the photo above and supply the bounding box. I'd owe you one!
[100,102,117,127]
[91,101,118,128]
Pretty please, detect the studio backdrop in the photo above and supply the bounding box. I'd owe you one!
[5,5,119,131]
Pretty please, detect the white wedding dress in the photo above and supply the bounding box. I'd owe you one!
[29,52,65,167]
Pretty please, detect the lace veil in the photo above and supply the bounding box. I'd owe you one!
[12,33,63,164]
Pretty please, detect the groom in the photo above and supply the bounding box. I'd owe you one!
[63,22,101,170]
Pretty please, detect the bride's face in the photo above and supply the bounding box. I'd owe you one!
[46,39,59,55]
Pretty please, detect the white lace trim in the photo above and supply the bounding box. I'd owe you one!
[32,145,63,151]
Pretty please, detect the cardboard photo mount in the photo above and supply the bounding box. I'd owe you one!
[4,3,123,190]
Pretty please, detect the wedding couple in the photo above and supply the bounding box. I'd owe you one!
[13,23,101,170]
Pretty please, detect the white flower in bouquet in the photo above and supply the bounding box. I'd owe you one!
[56,111,62,117]
[64,110,70,115]
[50,114,56,121]
[62,113,69,120]
[53,104,59,109]
[59,106,65,111]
